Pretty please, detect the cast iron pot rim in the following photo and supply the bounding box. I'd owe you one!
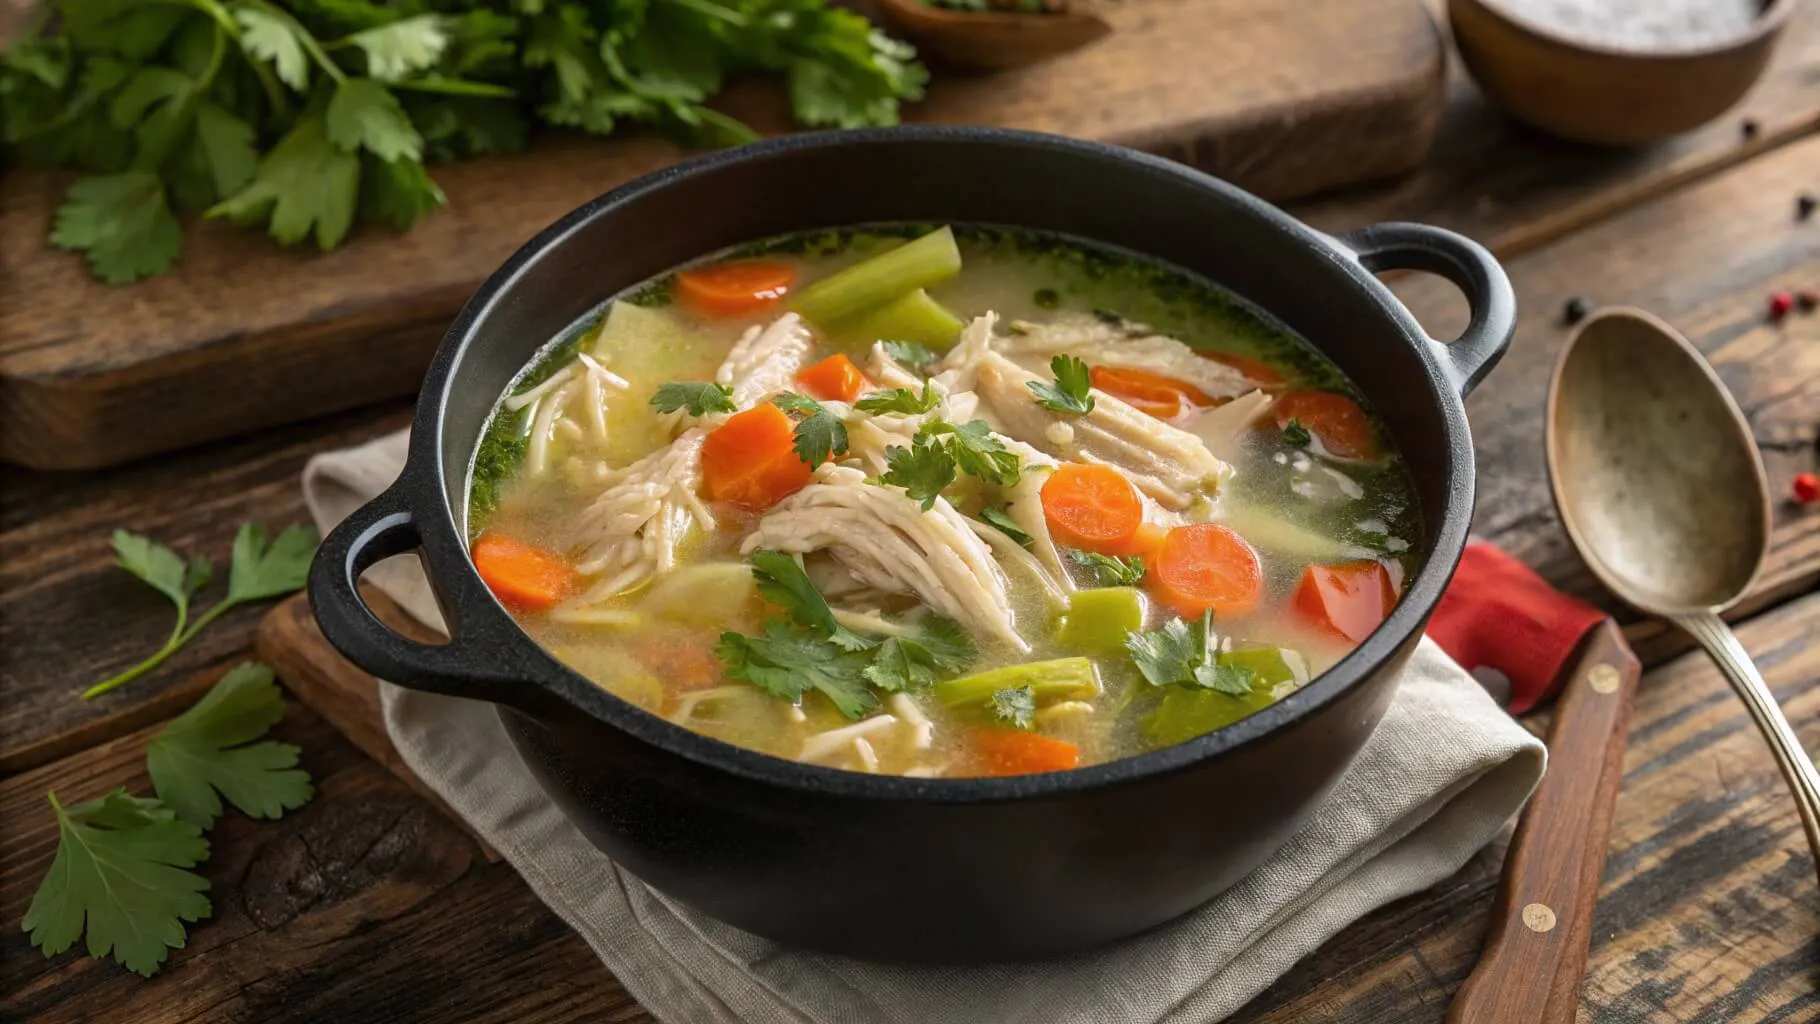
[397,125,1485,803]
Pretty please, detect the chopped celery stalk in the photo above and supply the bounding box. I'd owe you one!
[792,227,963,327]
[935,657,1100,709]
[835,288,965,351]
[1143,686,1275,747]
[1221,646,1304,689]
[1054,587,1145,655]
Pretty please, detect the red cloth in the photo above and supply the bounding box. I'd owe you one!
[1425,542,1607,713]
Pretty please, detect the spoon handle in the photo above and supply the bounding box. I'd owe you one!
[1675,611,1820,875]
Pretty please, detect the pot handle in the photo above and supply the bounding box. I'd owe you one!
[1334,222,1516,396]
[307,487,521,706]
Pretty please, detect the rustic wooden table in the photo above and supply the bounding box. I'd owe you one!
[3,14,1817,1021]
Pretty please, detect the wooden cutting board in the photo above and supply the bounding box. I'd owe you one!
[0,0,1445,471]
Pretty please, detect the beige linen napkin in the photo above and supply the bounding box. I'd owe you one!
[304,429,1546,1024]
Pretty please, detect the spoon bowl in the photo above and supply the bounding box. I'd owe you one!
[873,0,1113,71]
[1546,307,1820,881]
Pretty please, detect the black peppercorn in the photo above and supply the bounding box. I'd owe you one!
[1742,119,1760,140]
[1563,297,1591,325]
[1799,193,1817,221]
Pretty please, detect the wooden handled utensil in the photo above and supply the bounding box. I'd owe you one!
[1444,619,1640,1022]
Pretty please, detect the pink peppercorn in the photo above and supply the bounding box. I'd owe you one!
[1769,291,1794,321]
[1794,473,1820,505]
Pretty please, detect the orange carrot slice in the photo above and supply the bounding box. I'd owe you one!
[1294,561,1399,643]
[1199,350,1286,388]
[1089,365,1212,419]
[676,262,796,318]
[973,730,1082,775]
[796,353,871,403]
[1146,523,1263,618]
[1041,464,1145,555]
[701,404,814,509]
[472,534,577,611]
[1273,390,1380,460]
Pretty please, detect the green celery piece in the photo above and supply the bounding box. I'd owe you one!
[1221,646,1303,689]
[1143,686,1276,747]
[836,288,965,351]
[792,227,962,327]
[1053,587,1145,656]
[934,657,1099,709]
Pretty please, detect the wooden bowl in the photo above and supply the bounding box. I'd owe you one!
[1447,0,1796,145]
[873,0,1113,71]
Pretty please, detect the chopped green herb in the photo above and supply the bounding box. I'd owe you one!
[881,432,957,510]
[716,620,878,720]
[748,549,869,651]
[650,380,735,416]
[855,381,940,415]
[990,685,1037,729]
[979,506,1033,547]
[862,617,973,693]
[1026,354,1096,415]
[880,340,939,367]
[146,663,314,828]
[772,392,849,465]
[1283,418,1312,448]
[1066,548,1147,587]
[1126,611,1267,696]
[925,419,1021,486]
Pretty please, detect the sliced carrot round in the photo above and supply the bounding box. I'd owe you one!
[676,262,796,318]
[701,404,814,510]
[472,534,577,611]
[1273,389,1380,460]
[1089,365,1212,420]
[1294,561,1398,643]
[973,730,1081,776]
[796,353,871,403]
[1199,349,1286,388]
[1040,463,1145,555]
[1146,523,1262,618]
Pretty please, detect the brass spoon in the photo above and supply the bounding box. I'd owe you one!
[872,0,1113,71]
[1546,307,1820,876]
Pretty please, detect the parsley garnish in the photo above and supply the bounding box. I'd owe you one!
[990,685,1038,729]
[1066,548,1147,587]
[1026,354,1096,415]
[1283,418,1312,448]
[650,380,736,416]
[864,618,974,692]
[979,506,1033,547]
[878,419,1022,507]
[749,549,869,650]
[1125,611,1256,696]
[717,620,878,720]
[925,419,1021,486]
[855,381,940,415]
[146,664,314,828]
[85,524,319,699]
[880,340,939,367]
[881,433,956,509]
[772,392,850,465]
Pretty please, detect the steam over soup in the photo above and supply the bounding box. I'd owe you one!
[468,226,1421,777]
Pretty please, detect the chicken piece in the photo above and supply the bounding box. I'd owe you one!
[741,465,1027,651]
[717,313,814,408]
[566,429,713,601]
[998,313,1257,399]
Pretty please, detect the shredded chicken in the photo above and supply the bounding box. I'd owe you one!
[717,313,814,408]
[800,714,899,763]
[568,429,712,600]
[742,464,1027,650]
[998,313,1258,399]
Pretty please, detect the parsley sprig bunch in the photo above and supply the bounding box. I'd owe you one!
[3,0,928,283]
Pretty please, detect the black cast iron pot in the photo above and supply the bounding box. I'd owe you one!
[309,127,1515,964]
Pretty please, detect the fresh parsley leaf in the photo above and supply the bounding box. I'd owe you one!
[1026,355,1096,415]
[146,663,314,828]
[717,619,877,719]
[50,171,182,284]
[234,8,311,92]
[925,419,1021,487]
[650,380,735,416]
[880,432,956,510]
[209,114,360,251]
[228,523,318,602]
[345,15,448,82]
[772,393,848,465]
[990,685,1037,730]
[855,382,939,415]
[1066,548,1146,587]
[113,529,211,611]
[326,77,423,163]
[864,636,938,692]
[1126,612,1212,689]
[358,151,447,231]
[770,392,824,416]
[748,549,870,651]
[23,789,211,977]
[191,102,259,199]
[879,340,938,368]
[1191,661,1257,696]
[912,614,977,671]
[979,506,1033,548]
[1283,418,1312,448]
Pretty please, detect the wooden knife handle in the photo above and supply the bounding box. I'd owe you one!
[1445,619,1641,1023]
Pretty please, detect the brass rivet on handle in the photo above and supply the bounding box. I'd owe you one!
[1522,903,1558,933]
[1588,664,1621,694]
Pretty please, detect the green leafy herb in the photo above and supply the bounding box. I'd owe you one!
[23,790,211,977]
[855,381,939,415]
[85,524,320,699]
[1282,418,1312,448]
[146,663,314,828]
[772,392,850,466]
[879,340,938,367]
[748,549,869,651]
[344,15,448,83]
[650,380,735,416]
[1193,661,1258,697]
[925,419,1021,486]
[1066,548,1146,587]
[989,685,1037,729]
[48,171,182,285]
[1026,354,1096,415]
[979,506,1032,547]
[880,432,956,509]
[716,620,877,719]
[1125,611,1256,695]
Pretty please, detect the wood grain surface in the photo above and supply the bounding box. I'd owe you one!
[0,0,1449,471]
